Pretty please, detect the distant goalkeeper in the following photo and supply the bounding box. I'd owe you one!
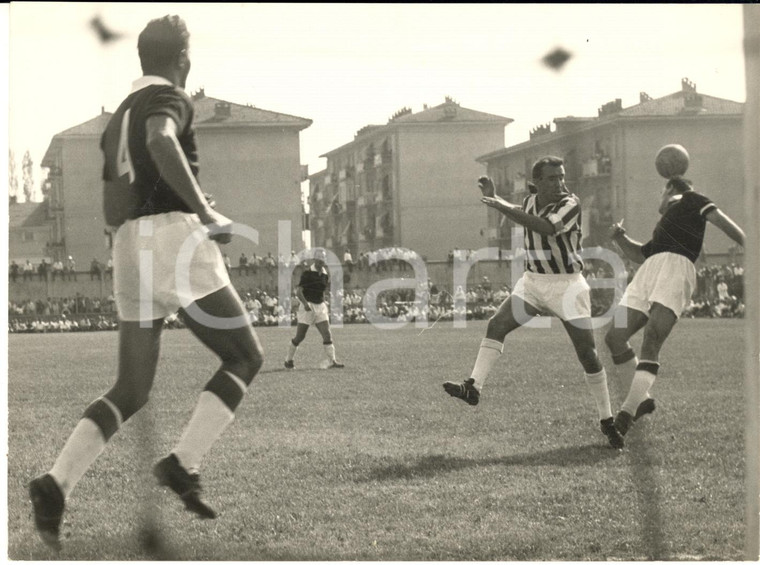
[284,250,345,370]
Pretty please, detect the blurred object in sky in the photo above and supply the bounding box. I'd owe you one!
[541,47,572,71]
[90,15,123,44]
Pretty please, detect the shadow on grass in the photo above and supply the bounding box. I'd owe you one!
[358,443,620,483]
[623,420,666,560]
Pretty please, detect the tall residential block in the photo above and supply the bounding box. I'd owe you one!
[309,97,513,261]
[477,78,744,263]
[40,90,311,266]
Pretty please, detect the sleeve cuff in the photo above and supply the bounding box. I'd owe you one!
[546,213,563,233]
[700,203,717,216]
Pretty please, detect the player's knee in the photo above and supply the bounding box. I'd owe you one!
[604,328,621,352]
[486,314,503,333]
[103,387,149,423]
[217,332,264,385]
[642,324,666,351]
[237,345,263,385]
[577,346,601,372]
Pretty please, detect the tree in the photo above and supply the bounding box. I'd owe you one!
[22,150,34,202]
[8,149,19,204]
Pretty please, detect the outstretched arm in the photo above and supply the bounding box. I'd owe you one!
[609,221,646,264]
[481,195,556,236]
[705,208,745,247]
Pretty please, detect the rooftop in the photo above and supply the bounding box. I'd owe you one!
[8,202,49,229]
[47,90,312,138]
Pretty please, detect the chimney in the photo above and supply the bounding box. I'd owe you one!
[681,77,697,93]
[639,92,652,103]
[101,105,105,114]
[388,107,412,122]
[598,98,623,117]
[529,123,552,140]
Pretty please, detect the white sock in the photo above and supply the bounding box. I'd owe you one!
[49,418,107,498]
[616,356,638,397]
[325,343,337,362]
[621,368,657,415]
[584,368,613,420]
[173,390,237,474]
[286,341,298,362]
[469,338,503,391]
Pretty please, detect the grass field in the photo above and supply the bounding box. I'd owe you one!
[7,318,747,560]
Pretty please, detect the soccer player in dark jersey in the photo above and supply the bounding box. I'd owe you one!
[284,251,345,369]
[605,176,744,436]
[444,156,624,449]
[28,16,264,550]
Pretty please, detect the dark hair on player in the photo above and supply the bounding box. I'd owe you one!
[666,177,693,193]
[531,156,564,180]
[137,15,190,75]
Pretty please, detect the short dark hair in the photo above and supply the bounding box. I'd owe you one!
[137,15,190,75]
[531,156,564,180]
[666,177,693,193]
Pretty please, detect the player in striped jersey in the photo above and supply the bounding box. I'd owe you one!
[29,16,264,549]
[444,156,624,449]
[605,176,745,437]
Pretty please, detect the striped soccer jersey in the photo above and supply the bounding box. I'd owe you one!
[522,192,584,274]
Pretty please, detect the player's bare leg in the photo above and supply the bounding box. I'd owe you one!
[156,285,263,518]
[444,295,539,405]
[285,323,310,369]
[614,302,677,435]
[316,320,344,368]
[563,319,623,449]
[30,319,164,550]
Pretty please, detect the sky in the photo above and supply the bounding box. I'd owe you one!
[5,3,749,202]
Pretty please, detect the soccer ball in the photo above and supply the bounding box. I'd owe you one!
[655,144,690,179]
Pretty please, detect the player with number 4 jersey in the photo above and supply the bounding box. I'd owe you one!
[28,16,264,551]
[101,77,198,227]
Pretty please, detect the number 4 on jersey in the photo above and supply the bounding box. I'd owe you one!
[116,108,135,183]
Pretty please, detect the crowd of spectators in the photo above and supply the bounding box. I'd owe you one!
[8,259,746,335]
[8,257,115,283]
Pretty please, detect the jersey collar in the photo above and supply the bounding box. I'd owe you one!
[131,75,176,94]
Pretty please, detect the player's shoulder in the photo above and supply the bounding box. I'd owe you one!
[557,192,581,207]
[681,189,715,210]
[149,84,192,105]
[683,188,711,201]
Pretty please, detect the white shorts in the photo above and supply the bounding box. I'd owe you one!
[113,212,230,322]
[511,271,592,321]
[620,252,696,318]
[297,301,330,326]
